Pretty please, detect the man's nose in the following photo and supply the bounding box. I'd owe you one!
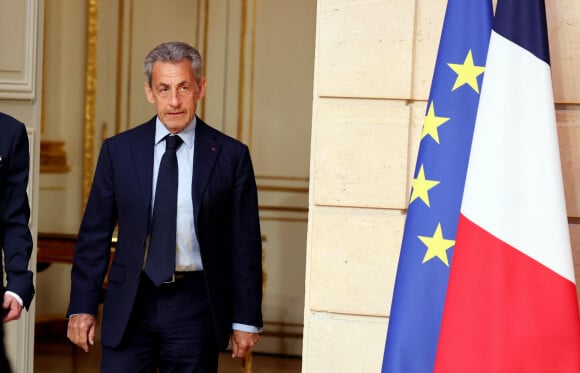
[168,90,181,106]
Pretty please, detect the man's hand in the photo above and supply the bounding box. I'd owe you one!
[231,330,260,358]
[67,314,97,352]
[2,293,23,323]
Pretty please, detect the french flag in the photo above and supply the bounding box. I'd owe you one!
[434,0,580,372]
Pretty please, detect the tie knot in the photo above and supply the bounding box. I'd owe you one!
[165,135,183,151]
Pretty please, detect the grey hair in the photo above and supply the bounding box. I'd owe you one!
[144,41,203,85]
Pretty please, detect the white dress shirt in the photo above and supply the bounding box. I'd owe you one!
[153,118,202,271]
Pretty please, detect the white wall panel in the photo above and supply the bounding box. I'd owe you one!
[0,0,38,99]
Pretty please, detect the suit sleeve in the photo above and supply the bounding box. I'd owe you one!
[230,145,263,328]
[0,124,34,309]
[67,140,118,317]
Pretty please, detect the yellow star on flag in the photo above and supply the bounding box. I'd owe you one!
[410,165,440,207]
[447,49,485,93]
[422,101,450,144]
[419,223,455,266]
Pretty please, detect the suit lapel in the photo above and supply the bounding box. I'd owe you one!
[193,118,220,219]
[130,118,156,211]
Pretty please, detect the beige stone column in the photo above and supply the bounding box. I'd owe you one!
[303,1,424,371]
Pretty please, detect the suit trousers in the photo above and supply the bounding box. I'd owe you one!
[100,271,219,373]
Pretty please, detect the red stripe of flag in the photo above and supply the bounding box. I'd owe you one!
[435,215,580,372]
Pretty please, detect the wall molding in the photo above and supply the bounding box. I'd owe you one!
[0,0,38,99]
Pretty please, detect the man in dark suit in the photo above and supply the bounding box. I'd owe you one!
[67,41,263,372]
[0,113,35,372]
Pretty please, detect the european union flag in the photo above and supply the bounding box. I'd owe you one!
[382,1,493,372]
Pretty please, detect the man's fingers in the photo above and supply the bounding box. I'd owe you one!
[67,329,89,352]
[67,314,96,352]
[230,330,260,358]
[3,308,22,323]
[2,296,22,323]
[88,323,96,346]
[79,340,89,353]
[232,339,256,358]
[73,334,90,352]
[232,344,248,358]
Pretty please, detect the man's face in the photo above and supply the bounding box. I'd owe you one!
[144,59,206,134]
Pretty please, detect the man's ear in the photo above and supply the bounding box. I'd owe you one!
[197,78,207,100]
[144,81,155,103]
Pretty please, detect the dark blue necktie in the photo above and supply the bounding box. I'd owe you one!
[145,135,183,286]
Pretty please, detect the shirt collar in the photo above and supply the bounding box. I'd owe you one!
[154,116,196,147]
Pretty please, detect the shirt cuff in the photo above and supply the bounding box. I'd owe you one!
[4,291,23,307]
[232,323,263,333]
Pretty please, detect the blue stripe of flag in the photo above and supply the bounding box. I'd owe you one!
[382,1,493,371]
[493,0,550,64]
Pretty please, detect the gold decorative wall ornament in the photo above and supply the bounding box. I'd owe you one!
[82,0,98,207]
[39,141,70,173]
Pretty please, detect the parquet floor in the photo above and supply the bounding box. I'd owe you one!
[34,341,302,373]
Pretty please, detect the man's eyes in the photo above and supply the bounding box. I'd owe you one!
[157,85,192,94]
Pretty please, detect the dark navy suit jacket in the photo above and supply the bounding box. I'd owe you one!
[0,113,35,309]
[67,116,263,349]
